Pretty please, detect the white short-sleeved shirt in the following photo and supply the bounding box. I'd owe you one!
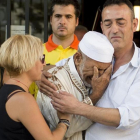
[86,44,140,140]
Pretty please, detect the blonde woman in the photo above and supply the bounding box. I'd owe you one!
[0,35,71,140]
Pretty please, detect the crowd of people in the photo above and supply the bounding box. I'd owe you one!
[0,0,140,140]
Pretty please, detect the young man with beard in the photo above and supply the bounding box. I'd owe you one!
[29,0,80,97]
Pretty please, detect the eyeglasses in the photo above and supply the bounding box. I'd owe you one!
[40,54,45,64]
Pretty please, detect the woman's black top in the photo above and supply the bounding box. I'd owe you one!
[0,67,4,88]
[0,84,34,140]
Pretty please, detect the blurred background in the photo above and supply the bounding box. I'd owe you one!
[0,0,139,46]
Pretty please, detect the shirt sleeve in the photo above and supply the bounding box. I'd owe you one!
[117,74,140,129]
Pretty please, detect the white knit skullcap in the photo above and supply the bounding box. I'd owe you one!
[79,31,114,63]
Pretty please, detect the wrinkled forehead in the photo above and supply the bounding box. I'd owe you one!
[101,4,132,21]
[84,56,111,69]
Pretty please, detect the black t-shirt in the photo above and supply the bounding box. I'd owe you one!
[0,84,34,140]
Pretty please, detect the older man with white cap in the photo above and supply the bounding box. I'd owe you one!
[36,31,114,140]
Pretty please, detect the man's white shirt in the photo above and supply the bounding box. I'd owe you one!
[56,44,140,140]
[86,44,140,140]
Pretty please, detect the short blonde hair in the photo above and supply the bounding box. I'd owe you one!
[0,35,43,76]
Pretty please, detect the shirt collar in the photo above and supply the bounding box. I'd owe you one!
[111,42,139,79]
[112,42,139,68]
[45,34,79,52]
[130,42,139,68]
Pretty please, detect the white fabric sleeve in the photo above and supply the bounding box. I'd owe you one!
[117,74,140,129]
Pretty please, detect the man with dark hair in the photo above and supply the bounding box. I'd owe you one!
[44,0,80,65]
[29,0,80,97]
[50,0,80,19]
[49,0,140,139]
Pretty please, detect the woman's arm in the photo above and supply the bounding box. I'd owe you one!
[6,91,70,140]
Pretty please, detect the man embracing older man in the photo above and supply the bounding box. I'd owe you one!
[37,31,114,140]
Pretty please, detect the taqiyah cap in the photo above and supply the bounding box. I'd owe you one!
[79,31,114,63]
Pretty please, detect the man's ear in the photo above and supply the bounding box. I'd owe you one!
[100,21,104,34]
[133,18,138,32]
[76,18,79,27]
[74,52,82,67]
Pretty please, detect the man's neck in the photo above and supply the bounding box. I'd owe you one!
[52,34,75,49]
[113,44,134,74]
